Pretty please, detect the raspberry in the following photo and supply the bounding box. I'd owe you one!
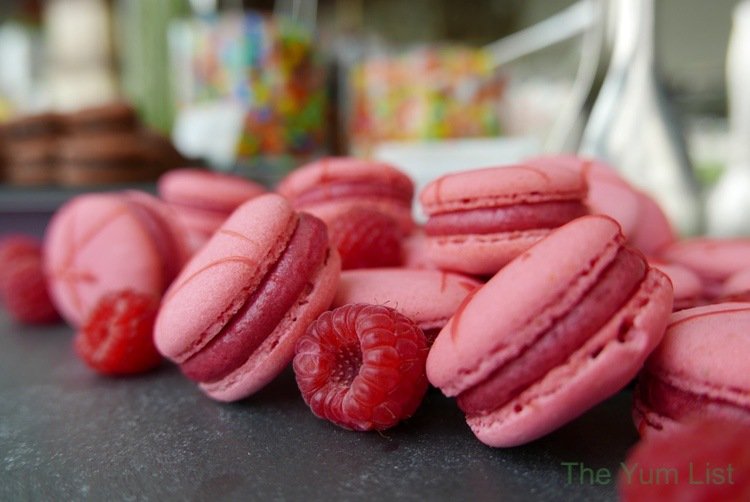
[1,254,59,324]
[293,303,429,431]
[327,208,403,270]
[75,290,162,375]
[619,418,750,502]
[0,234,42,296]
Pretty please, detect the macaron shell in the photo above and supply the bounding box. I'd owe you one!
[628,190,676,255]
[200,248,341,401]
[427,216,623,396]
[298,198,414,234]
[528,155,640,237]
[158,168,266,212]
[122,190,192,270]
[154,194,296,361]
[661,239,750,282]
[468,268,672,447]
[332,268,481,330]
[401,230,436,269]
[633,303,750,437]
[648,260,703,309]
[276,157,413,200]
[722,268,750,297]
[648,303,750,404]
[426,230,553,275]
[420,164,586,215]
[44,194,165,326]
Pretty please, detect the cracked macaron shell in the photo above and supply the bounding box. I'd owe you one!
[44,193,177,327]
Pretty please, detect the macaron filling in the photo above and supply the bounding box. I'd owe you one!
[180,214,328,383]
[456,247,646,415]
[424,201,588,236]
[637,372,750,424]
[292,181,413,208]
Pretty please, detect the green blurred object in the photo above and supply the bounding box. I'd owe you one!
[116,0,189,133]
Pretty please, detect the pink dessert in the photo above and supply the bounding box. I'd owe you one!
[427,215,673,447]
[529,155,676,255]
[661,239,750,298]
[154,193,341,402]
[721,268,750,302]
[332,268,481,344]
[276,156,415,233]
[529,155,640,236]
[158,168,266,253]
[648,259,704,311]
[401,229,436,270]
[628,190,677,256]
[44,192,190,327]
[419,163,589,275]
[633,303,750,437]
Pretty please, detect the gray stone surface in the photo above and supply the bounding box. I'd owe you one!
[0,314,633,501]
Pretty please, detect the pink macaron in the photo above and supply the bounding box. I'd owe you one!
[44,191,190,326]
[633,303,750,437]
[529,155,640,236]
[648,259,704,311]
[529,156,676,255]
[332,268,481,343]
[420,163,589,275]
[158,168,266,252]
[276,157,415,233]
[154,193,341,402]
[660,238,750,298]
[427,215,673,447]
[721,268,750,302]
[628,190,677,256]
[400,229,436,270]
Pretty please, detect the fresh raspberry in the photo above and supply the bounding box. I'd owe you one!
[75,290,162,375]
[1,254,59,324]
[294,303,429,431]
[327,208,403,270]
[619,418,750,502]
[0,234,42,295]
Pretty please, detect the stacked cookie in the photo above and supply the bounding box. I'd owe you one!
[0,103,185,186]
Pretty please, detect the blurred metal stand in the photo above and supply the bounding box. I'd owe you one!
[579,0,702,235]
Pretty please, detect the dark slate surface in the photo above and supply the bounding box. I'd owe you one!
[0,314,636,501]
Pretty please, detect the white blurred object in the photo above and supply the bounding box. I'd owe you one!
[44,0,118,110]
[0,23,39,113]
[172,102,246,169]
[707,0,750,236]
[579,0,701,236]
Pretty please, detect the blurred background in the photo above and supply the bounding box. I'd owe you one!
[0,0,745,235]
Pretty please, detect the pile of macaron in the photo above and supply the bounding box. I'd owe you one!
[3,155,749,499]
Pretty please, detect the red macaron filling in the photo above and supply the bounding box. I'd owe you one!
[456,247,646,415]
[180,213,329,383]
[424,201,588,236]
[292,180,413,208]
[636,372,750,425]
